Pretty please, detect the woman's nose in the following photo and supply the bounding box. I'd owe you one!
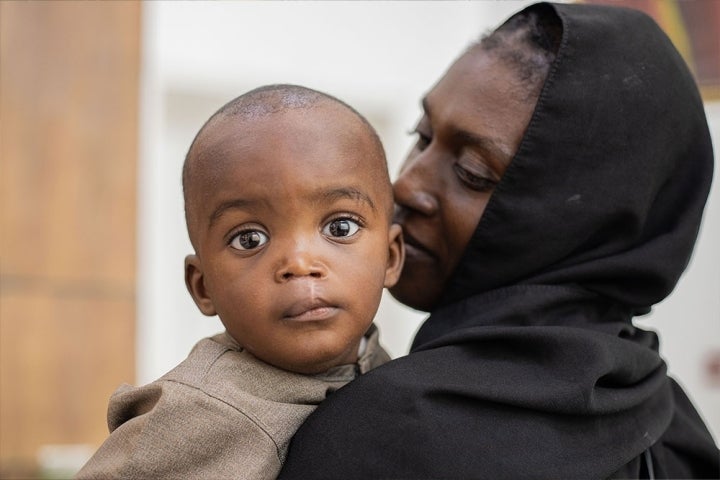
[274,240,327,283]
[393,154,439,216]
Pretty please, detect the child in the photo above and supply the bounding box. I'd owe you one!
[76,84,404,479]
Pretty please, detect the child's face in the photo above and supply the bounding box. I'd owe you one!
[184,104,403,374]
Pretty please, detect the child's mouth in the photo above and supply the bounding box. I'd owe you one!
[283,298,338,322]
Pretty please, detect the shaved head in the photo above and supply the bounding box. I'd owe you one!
[182,84,390,249]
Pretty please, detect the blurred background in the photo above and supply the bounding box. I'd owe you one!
[1,1,718,478]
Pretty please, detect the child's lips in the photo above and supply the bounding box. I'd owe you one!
[282,298,338,322]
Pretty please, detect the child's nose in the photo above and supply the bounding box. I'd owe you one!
[274,241,327,282]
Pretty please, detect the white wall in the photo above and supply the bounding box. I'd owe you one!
[137,1,719,439]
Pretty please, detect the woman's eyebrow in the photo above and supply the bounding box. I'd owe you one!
[422,97,512,170]
[454,130,514,169]
[421,97,432,119]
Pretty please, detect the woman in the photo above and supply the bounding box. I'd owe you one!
[279,2,719,478]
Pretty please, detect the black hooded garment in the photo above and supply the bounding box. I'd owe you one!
[278,3,719,479]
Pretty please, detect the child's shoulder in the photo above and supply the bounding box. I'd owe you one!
[145,332,253,395]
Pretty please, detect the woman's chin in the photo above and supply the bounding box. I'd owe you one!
[388,279,438,313]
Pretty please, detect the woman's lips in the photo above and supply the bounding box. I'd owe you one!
[402,231,436,261]
[283,298,338,322]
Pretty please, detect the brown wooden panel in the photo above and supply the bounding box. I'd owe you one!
[0,292,135,467]
[0,1,140,283]
[0,1,140,476]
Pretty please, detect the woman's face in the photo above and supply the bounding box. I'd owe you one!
[390,46,538,311]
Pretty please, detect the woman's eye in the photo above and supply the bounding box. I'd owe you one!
[414,131,431,151]
[229,230,268,250]
[453,164,498,192]
[323,218,361,238]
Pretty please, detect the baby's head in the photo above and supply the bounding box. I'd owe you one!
[182,85,403,374]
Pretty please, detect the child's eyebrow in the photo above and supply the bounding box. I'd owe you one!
[313,187,376,211]
[209,198,258,227]
[207,187,375,227]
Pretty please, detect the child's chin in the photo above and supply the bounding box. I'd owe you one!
[280,349,353,375]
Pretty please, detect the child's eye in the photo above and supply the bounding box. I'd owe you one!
[322,218,361,238]
[229,230,269,250]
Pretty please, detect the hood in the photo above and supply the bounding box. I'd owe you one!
[440,1,714,312]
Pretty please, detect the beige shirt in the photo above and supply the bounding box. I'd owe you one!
[76,325,389,479]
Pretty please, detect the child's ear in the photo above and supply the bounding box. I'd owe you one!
[383,223,405,288]
[184,254,217,316]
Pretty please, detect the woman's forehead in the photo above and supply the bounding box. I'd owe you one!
[424,49,535,169]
